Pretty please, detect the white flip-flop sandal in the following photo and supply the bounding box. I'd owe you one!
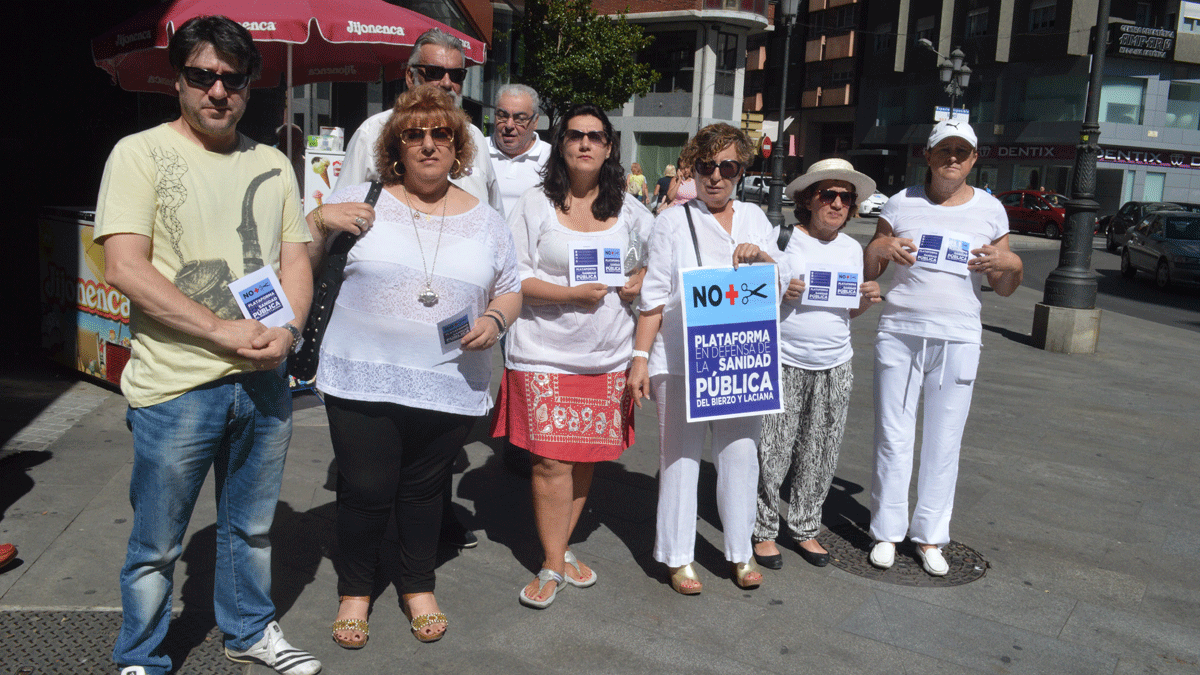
[519,568,565,609]
[563,550,598,588]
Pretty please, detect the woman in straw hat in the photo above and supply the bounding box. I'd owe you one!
[752,158,882,571]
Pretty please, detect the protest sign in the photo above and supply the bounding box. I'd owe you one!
[913,229,977,277]
[568,240,626,286]
[228,266,295,328]
[680,264,782,422]
[801,263,862,309]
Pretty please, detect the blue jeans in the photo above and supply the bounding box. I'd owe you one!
[112,369,292,675]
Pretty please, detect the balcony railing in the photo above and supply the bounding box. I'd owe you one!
[805,31,856,62]
[801,84,853,108]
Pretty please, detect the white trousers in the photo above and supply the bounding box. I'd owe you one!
[870,331,979,547]
[652,374,761,566]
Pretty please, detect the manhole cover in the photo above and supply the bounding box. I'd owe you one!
[0,610,245,674]
[819,521,988,586]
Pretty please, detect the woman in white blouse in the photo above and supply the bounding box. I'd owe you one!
[627,123,790,594]
[312,84,521,645]
[491,104,652,609]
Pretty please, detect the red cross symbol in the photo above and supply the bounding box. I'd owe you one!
[725,284,739,305]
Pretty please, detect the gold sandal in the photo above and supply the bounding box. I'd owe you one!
[732,561,763,589]
[331,595,370,649]
[408,612,449,643]
[668,563,703,595]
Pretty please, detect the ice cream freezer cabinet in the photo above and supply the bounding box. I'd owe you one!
[39,207,132,386]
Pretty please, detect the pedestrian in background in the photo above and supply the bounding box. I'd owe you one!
[652,164,675,214]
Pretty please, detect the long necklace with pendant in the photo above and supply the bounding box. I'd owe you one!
[404,185,449,307]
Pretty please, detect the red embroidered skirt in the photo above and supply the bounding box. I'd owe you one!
[490,369,635,462]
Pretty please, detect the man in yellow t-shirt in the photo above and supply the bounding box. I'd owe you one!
[95,16,319,675]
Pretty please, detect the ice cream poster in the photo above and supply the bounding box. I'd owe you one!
[679,264,782,422]
[303,149,345,215]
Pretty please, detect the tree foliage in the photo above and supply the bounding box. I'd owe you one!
[519,0,660,129]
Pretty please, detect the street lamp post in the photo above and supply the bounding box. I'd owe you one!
[765,0,800,229]
[1032,0,1109,353]
[919,39,971,117]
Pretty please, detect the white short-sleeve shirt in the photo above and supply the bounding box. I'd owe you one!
[316,183,520,415]
[773,227,863,370]
[487,134,551,217]
[639,199,783,377]
[504,190,654,374]
[876,185,1009,343]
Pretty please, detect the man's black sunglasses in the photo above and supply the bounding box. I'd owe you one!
[694,159,743,179]
[412,64,468,84]
[181,66,250,91]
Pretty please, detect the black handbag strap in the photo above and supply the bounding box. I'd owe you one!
[326,180,383,256]
[776,223,794,252]
[682,202,703,267]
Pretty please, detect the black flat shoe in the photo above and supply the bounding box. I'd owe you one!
[754,551,783,570]
[797,547,830,567]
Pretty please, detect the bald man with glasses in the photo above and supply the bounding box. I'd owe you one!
[486,84,551,217]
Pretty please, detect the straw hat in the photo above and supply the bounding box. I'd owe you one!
[785,158,876,203]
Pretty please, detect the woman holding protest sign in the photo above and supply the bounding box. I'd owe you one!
[864,120,1021,577]
[627,123,795,594]
[491,104,652,609]
[752,158,882,571]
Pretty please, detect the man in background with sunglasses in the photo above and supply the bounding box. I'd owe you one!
[487,83,551,217]
[95,15,320,675]
[337,28,502,217]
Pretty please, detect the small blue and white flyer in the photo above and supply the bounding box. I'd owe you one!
[801,263,862,309]
[437,309,473,353]
[228,266,295,328]
[568,240,626,286]
[914,229,976,277]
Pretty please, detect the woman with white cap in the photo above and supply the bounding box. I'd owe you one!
[863,119,1022,576]
[751,158,882,570]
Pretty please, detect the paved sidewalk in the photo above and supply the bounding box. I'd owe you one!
[2,225,1198,674]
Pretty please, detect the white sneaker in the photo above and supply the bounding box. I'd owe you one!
[120,668,147,675]
[869,541,895,569]
[916,546,950,576]
[225,621,322,675]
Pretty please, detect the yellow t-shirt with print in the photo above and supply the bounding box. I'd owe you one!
[94,123,310,407]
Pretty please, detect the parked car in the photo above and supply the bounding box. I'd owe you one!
[739,175,793,205]
[1120,211,1200,288]
[1105,201,1191,252]
[997,190,1068,238]
[858,190,888,217]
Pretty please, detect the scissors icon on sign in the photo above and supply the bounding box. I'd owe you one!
[740,283,767,303]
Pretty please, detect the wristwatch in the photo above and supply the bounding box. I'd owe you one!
[284,324,304,354]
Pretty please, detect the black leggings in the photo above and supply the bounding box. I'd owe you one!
[325,395,472,596]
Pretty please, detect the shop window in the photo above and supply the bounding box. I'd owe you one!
[1144,172,1165,201]
[1167,81,1200,130]
[875,23,895,53]
[1022,75,1087,122]
[966,8,989,37]
[1100,77,1146,125]
[1029,0,1056,32]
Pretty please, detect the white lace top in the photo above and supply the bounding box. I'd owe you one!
[317,182,520,415]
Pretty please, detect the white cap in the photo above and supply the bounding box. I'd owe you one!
[927,119,978,150]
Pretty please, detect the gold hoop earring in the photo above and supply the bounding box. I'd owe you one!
[392,160,403,175]
[452,158,462,175]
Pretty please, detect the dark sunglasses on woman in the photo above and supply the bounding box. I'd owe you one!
[181,66,250,91]
[563,129,609,145]
[400,126,455,145]
[693,159,743,179]
[412,64,469,84]
[816,189,857,206]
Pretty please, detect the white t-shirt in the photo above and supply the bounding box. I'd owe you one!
[487,134,551,217]
[773,227,862,370]
[876,185,1009,343]
[316,182,520,416]
[505,190,654,374]
[337,110,504,217]
[639,199,787,377]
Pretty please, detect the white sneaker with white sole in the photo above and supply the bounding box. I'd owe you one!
[225,621,322,675]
